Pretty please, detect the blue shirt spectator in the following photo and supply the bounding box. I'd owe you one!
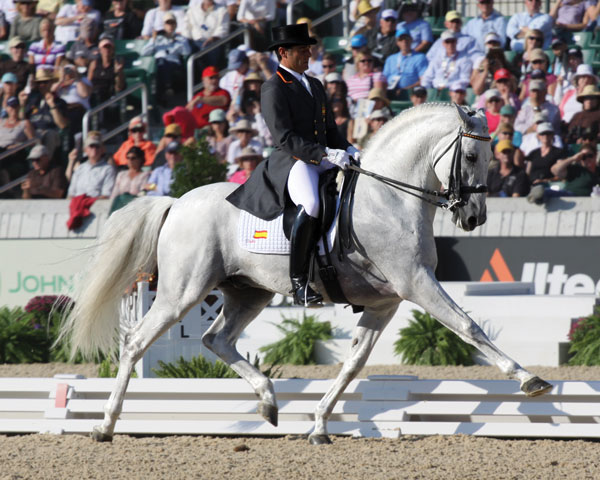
[397,19,434,53]
[420,31,473,89]
[383,27,428,90]
[427,10,480,63]
[507,0,554,52]
[462,0,508,51]
[145,141,182,196]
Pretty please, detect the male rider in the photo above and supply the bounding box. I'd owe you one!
[226,23,358,306]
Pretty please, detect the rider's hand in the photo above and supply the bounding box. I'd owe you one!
[325,148,351,170]
[346,145,360,164]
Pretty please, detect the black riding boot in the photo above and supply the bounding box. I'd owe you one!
[290,206,323,306]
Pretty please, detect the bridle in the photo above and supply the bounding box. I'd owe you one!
[349,128,491,212]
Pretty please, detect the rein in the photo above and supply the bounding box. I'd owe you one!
[349,129,491,212]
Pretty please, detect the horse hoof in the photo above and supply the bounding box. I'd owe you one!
[257,401,278,427]
[91,427,113,442]
[308,434,332,445]
[521,376,553,397]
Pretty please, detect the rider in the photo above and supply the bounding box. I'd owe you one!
[226,23,360,306]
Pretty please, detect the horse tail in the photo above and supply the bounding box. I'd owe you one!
[58,196,175,361]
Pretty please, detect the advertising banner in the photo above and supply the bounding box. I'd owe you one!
[435,237,600,295]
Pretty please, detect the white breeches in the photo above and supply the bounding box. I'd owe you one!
[287,159,337,218]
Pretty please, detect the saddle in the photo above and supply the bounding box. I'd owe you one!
[282,168,364,313]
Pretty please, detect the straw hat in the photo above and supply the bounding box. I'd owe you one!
[577,84,600,102]
[230,119,258,136]
[244,72,264,83]
[235,146,263,164]
[34,68,57,82]
[357,0,380,17]
[368,87,390,106]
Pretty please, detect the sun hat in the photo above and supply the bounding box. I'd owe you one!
[445,11,461,22]
[529,48,547,63]
[208,109,227,123]
[577,84,600,102]
[9,36,26,48]
[441,30,458,42]
[163,12,177,24]
[573,64,598,83]
[325,72,343,83]
[369,109,391,120]
[368,87,390,106]
[395,26,411,38]
[350,34,367,48]
[35,68,57,82]
[202,65,219,78]
[494,68,511,81]
[235,146,263,163]
[27,145,49,159]
[84,131,103,148]
[230,119,258,135]
[227,49,247,70]
[529,79,546,91]
[243,72,263,83]
[499,105,516,116]
[449,80,468,92]
[164,123,182,136]
[496,122,514,134]
[165,140,181,153]
[357,0,380,17]
[484,88,501,100]
[485,32,501,44]
[381,9,398,20]
[1,72,17,84]
[537,122,554,134]
[495,139,514,154]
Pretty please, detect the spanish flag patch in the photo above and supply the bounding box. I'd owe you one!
[253,230,268,239]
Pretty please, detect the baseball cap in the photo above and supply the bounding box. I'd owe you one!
[81,0,93,6]
[495,139,514,153]
[534,110,549,123]
[537,122,554,134]
[202,66,219,78]
[445,11,461,22]
[529,48,546,62]
[325,72,343,83]
[485,32,501,44]
[27,145,49,159]
[9,36,25,48]
[99,33,114,49]
[227,49,247,70]
[395,26,411,38]
[441,30,458,42]
[484,88,501,100]
[412,86,427,96]
[499,105,515,116]
[568,46,583,57]
[166,140,181,153]
[6,96,19,108]
[449,81,467,92]
[381,9,398,20]
[1,72,17,84]
[551,37,564,47]
[369,109,391,120]
[84,132,103,148]
[163,12,177,24]
[529,79,546,91]
[493,68,511,81]
[350,34,367,48]
[530,68,546,80]
[208,109,227,123]
[164,123,182,136]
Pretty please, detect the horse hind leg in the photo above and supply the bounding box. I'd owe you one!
[202,286,278,426]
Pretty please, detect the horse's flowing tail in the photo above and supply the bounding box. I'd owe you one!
[58,196,175,360]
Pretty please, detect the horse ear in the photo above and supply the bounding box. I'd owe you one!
[453,103,473,130]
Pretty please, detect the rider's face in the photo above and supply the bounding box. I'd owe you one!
[280,45,311,73]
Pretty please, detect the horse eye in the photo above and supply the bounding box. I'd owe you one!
[466,153,477,163]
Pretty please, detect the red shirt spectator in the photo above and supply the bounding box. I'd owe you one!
[113,117,157,167]
[186,65,231,129]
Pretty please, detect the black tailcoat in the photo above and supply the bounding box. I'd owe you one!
[226,66,351,220]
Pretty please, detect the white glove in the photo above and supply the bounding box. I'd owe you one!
[346,145,360,164]
[325,147,351,170]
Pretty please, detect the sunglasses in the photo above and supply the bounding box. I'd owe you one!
[382,17,396,22]
[13,44,26,49]
[488,98,502,102]
[126,155,141,160]
[87,144,101,149]
[528,37,543,42]
[583,153,595,159]
[500,131,513,135]
[359,59,373,63]
[130,127,144,133]
[165,134,180,138]
[531,59,545,64]
[322,64,335,69]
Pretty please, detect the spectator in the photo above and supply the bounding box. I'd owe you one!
[550,0,592,42]
[36,0,62,19]
[324,72,349,104]
[0,95,34,152]
[0,10,7,40]
[463,0,508,52]
[487,139,530,197]
[514,79,560,134]
[226,118,262,175]
[141,0,184,40]
[27,18,65,71]
[187,65,232,130]
[554,45,584,106]
[550,37,569,82]
[237,0,275,51]
[331,94,351,141]
[228,145,262,184]
[110,145,151,198]
[427,10,478,63]
[141,12,191,105]
[549,143,598,196]
[358,108,390,149]
[346,50,386,102]
[162,106,196,142]
[520,111,564,156]
[21,144,67,198]
[103,0,143,40]
[144,140,182,196]
[449,81,469,106]
[525,122,565,184]
[507,0,553,52]
[67,131,116,199]
[372,8,399,62]
[183,0,229,62]
[219,49,249,100]
[152,122,182,169]
[0,0,17,26]
[351,0,380,50]
[493,68,521,111]
[205,108,232,164]
[55,0,101,45]
[568,84,600,143]
[0,36,35,92]
[50,62,93,132]
[1,73,20,116]
[87,33,125,105]
[66,17,100,70]
[484,88,504,133]
[319,53,339,84]
[420,31,473,90]
[10,0,43,42]
[519,49,557,101]
[246,48,276,79]
[113,117,157,167]
[342,34,368,81]
[397,1,433,53]
[492,122,525,166]
[470,32,514,96]
[383,26,428,97]
[367,87,392,117]
[560,63,596,122]
[410,85,427,106]
[20,68,68,156]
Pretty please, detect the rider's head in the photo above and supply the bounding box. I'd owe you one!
[270,24,316,74]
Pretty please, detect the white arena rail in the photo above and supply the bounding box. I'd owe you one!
[2,375,600,438]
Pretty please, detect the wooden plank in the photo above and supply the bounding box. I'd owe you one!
[0,399,53,411]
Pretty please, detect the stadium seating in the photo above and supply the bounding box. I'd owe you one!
[322,36,349,57]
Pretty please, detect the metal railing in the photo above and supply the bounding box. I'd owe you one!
[458,0,553,17]
[0,174,27,195]
[82,82,148,142]
[287,0,349,39]
[186,25,251,102]
[0,138,37,163]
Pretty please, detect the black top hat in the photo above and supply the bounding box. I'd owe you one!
[268,24,317,51]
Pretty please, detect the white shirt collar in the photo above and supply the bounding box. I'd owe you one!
[279,64,306,83]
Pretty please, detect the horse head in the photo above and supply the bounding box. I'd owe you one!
[433,104,492,232]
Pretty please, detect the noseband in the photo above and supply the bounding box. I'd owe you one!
[350,128,491,212]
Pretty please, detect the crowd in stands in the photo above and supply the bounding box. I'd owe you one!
[1,0,600,206]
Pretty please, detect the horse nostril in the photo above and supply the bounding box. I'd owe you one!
[468,216,477,229]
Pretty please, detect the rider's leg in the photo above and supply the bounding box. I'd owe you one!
[287,161,335,306]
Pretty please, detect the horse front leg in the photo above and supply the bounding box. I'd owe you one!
[409,268,552,396]
[310,303,399,445]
